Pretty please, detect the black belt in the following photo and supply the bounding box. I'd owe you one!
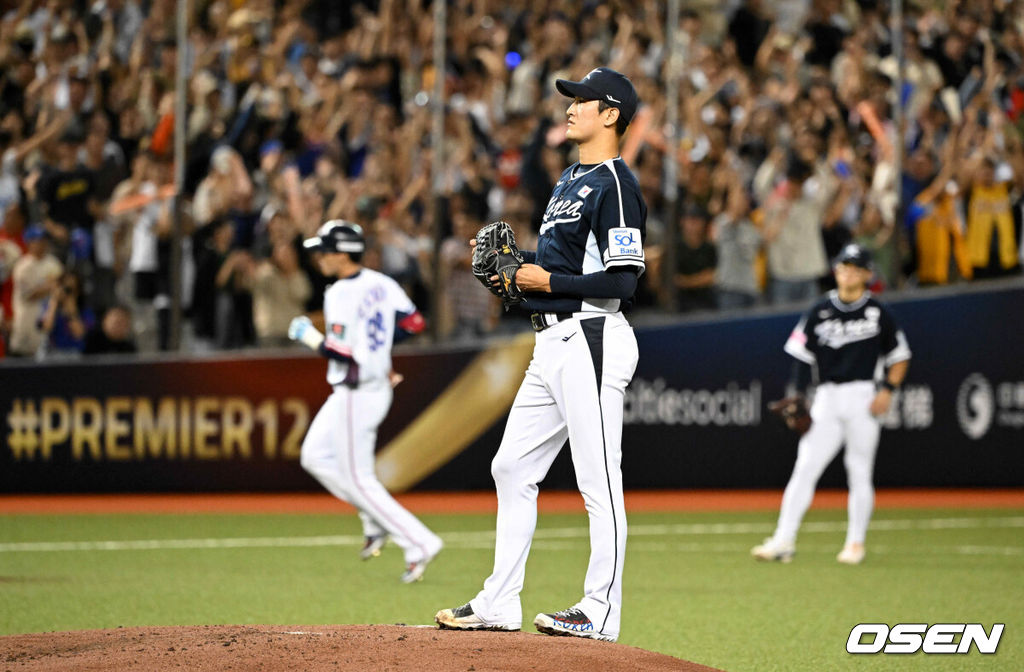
[530,312,574,332]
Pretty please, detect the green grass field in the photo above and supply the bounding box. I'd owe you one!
[1,507,1021,671]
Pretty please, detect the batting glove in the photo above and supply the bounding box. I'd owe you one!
[288,316,324,350]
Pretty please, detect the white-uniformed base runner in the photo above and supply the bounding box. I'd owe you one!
[435,67,646,642]
[289,220,443,583]
[752,244,911,565]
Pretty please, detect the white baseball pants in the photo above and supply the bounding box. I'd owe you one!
[301,385,442,564]
[772,381,881,546]
[471,312,638,639]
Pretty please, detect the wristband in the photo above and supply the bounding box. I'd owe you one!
[881,380,898,392]
[299,328,324,351]
[288,316,325,350]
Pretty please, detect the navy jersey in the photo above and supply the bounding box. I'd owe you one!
[784,291,911,383]
[525,157,647,313]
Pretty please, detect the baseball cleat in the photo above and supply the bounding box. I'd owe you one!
[435,602,520,631]
[751,538,796,563]
[400,557,430,583]
[400,546,441,584]
[359,534,388,560]
[534,608,615,642]
[836,543,865,565]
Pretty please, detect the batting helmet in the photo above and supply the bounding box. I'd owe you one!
[834,243,872,269]
[303,220,366,259]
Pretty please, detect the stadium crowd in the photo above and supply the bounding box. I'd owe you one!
[0,0,1022,358]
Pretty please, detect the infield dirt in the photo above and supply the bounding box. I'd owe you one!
[1,624,722,671]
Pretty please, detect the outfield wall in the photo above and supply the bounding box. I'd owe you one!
[2,285,1022,493]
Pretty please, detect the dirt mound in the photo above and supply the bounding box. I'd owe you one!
[1,624,722,671]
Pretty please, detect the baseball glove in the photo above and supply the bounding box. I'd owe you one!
[768,395,812,436]
[472,220,524,307]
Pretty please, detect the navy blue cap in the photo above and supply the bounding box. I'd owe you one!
[556,67,639,125]
[834,243,872,269]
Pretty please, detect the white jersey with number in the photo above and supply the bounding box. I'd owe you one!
[321,268,415,388]
[301,265,441,567]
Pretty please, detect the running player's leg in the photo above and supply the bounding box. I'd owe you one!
[842,389,881,546]
[471,361,568,628]
[300,391,352,502]
[555,315,637,640]
[773,387,845,544]
[340,387,443,564]
[359,512,386,538]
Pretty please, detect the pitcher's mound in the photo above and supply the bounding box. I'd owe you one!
[2,624,723,671]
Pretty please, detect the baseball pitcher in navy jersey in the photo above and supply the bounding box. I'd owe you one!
[436,68,646,642]
[753,244,911,565]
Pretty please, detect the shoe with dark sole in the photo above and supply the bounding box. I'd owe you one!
[435,602,520,631]
[360,535,388,560]
[534,608,615,642]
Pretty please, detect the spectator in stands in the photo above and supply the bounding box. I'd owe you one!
[961,154,1020,278]
[37,126,98,252]
[191,218,234,352]
[122,152,173,352]
[84,304,138,355]
[710,164,762,309]
[38,270,94,359]
[911,139,972,285]
[900,147,938,267]
[728,0,772,68]
[8,227,62,357]
[674,205,718,312]
[80,113,128,311]
[0,232,21,357]
[251,242,312,347]
[193,146,254,229]
[440,207,495,340]
[107,150,149,303]
[0,129,21,231]
[214,248,257,349]
[757,155,831,304]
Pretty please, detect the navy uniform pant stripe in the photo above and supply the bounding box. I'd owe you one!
[581,316,617,635]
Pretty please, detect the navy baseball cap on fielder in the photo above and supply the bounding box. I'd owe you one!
[834,243,872,269]
[303,220,366,255]
[555,67,639,125]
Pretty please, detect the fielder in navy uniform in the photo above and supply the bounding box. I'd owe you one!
[753,244,911,565]
[436,68,645,642]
